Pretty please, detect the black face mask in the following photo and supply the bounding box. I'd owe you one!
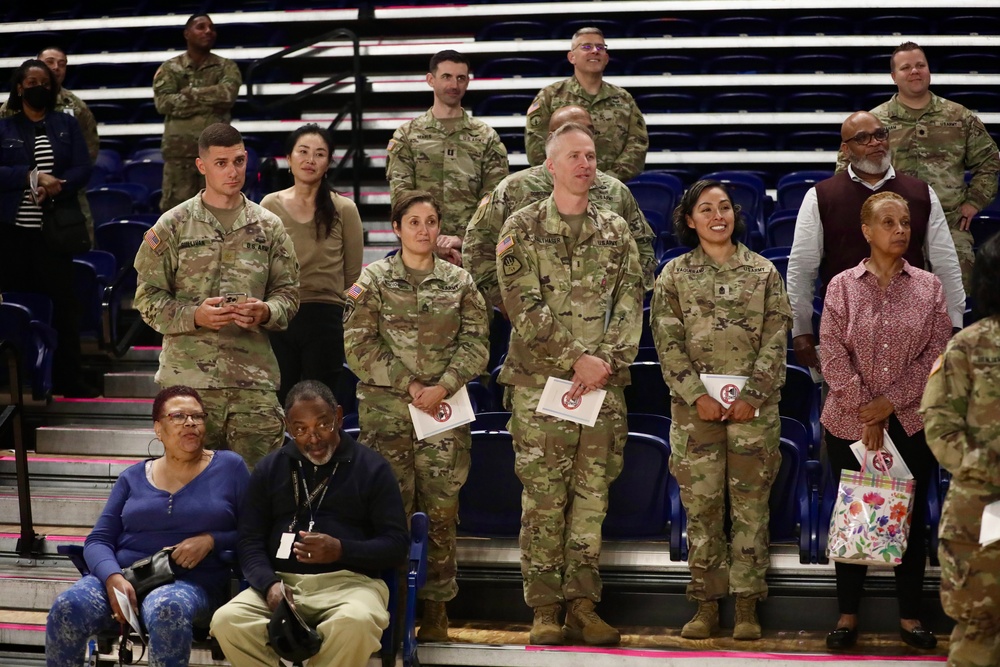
[21,85,54,110]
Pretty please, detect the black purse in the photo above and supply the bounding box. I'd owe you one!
[121,547,176,601]
[41,194,90,255]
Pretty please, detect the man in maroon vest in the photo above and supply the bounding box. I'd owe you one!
[787,111,965,369]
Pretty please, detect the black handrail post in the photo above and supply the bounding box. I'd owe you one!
[1,340,42,558]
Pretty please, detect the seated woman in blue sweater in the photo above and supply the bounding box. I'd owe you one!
[46,386,250,667]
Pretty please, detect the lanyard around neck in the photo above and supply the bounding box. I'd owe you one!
[289,459,339,533]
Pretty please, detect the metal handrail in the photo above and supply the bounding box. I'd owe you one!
[245,27,367,203]
[0,339,43,558]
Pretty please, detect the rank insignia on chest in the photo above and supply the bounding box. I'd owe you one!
[346,283,366,300]
[447,148,455,157]
[501,254,523,277]
[496,234,515,256]
[717,284,731,297]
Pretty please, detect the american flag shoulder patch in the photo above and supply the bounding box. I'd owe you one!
[478,193,491,208]
[144,228,161,251]
[496,234,515,256]
[347,282,366,300]
[386,138,397,152]
[527,101,541,115]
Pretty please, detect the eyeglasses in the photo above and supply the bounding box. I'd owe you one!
[575,43,608,54]
[845,128,889,145]
[162,412,207,425]
[291,422,336,441]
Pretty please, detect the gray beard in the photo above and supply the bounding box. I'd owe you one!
[304,449,334,466]
[851,152,891,175]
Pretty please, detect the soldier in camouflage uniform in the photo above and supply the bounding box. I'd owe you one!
[837,42,999,292]
[464,105,656,305]
[921,233,1000,667]
[134,124,298,468]
[524,28,647,183]
[154,14,242,212]
[651,180,791,640]
[497,123,642,646]
[1,46,99,244]
[386,50,508,264]
[343,191,488,642]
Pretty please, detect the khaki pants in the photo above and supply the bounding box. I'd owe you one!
[210,570,390,667]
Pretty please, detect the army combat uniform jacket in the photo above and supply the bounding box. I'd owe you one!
[153,52,242,159]
[524,77,648,182]
[497,197,642,389]
[651,244,792,410]
[134,193,299,390]
[386,108,508,237]
[344,252,489,399]
[463,164,657,304]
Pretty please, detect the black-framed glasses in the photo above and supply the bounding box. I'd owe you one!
[292,422,336,441]
[845,128,889,145]
[575,43,608,53]
[162,412,207,425]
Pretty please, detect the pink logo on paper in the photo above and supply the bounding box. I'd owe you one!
[719,384,740,406]
[561,392,581,410]
[434,402,452,423]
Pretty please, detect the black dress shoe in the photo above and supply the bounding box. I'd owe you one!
[900,626,937,649]
[826,626,858,650]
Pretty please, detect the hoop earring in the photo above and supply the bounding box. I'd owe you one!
[148,437,164,458]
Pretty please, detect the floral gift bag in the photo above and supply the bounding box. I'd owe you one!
[827,470,915,566]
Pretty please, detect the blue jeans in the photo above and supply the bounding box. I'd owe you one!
[46,575,212,667]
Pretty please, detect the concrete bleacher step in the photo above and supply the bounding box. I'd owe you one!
[0,524,87,556]
[35,425,157,457]
[35,397,153,428]
[102,372,159,399]
[0,453,143,487]
[0,563,77,612]
[0,490,109,528]
[122,346,161,364]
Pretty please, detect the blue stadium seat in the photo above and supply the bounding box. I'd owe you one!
[95,220,154,297]
[498,132,524,154]
[947,91,1000,113]
[477,57,550,79]
[552,19,626,39]
[0,298,56,400]
[780,365,821,458]
[940,15,1000,35]
[74,63,136,88]
[627,181,677,222]
[474,94,536,117]
[71,28,132,53]
[785,130,843,152]
[4,31,64,58]
[87,188,134,226]
[647,131,698,152]
[767,253,790,282]
[87,103,131,125]
[783,91,854,112]
[635,93,699,114]
[781,54,854,74]
[629,17,701,38]
[766,211,798,248]
[700,130,776,152]
[783,15,854,36]
[130,148,164,163]
[657,247,690,270]
[627,412,672,442]
[939,53,1000,74]
[77,249,117,282]
[604,431,672,539]
[131,102,161,124]
[459,427,522,537]
[477,21,550,41]
[704,16,778,36]
[624,361,671,417]
[100,183,150,212]
[488,308,511,385]
[95,150,123,182]
[970,212,1000,248]
[777,170,832,211]
[123,160,165,196]
[769,438,813,562]
[334,363,360,415]
[72,259,105,337]
[760,246,792,261]
[704,92,776,113]
[861,15,933,36]
[627,55,700,76]
[629,171,684,199]
[703,54,776,74]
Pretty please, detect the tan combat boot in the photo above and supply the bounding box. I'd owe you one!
[417,600,449,642]
[680,600,719,639]
[529,603,563,645]
[563,598,621,646]
[733,596,761,640]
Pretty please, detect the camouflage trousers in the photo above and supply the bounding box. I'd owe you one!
[160,157,205,212]
[939,483,1000,667]
[508,385,626,608]
[949,223,975,295]
[670,400,781,601]
[195,387,285,469]
[358,385,470,602]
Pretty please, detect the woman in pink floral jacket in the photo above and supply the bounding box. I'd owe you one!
[819,192,952,651]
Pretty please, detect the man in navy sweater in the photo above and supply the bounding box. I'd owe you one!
[211,380,408,667]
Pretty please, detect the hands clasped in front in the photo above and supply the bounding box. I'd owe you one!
[194,296,271,330]
[695,394,756,423]
[567,353,611,401]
